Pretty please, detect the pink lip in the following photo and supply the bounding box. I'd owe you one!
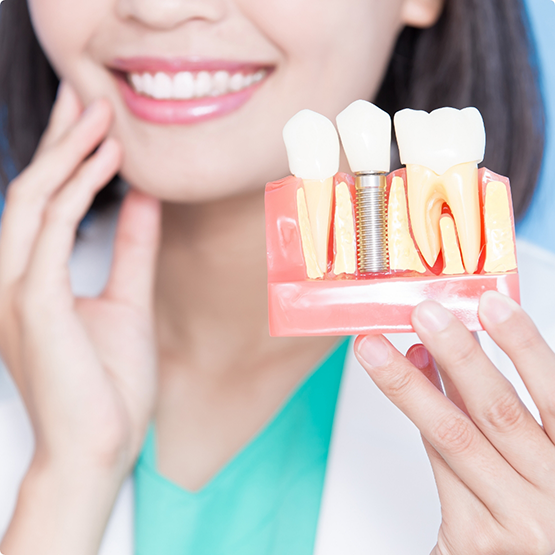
[112,56,269,74]
[111,57,272,125]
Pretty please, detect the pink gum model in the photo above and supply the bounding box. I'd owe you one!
[265,168,519,336]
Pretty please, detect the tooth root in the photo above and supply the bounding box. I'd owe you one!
[406,162,481,274]
[296,188,324,279]
[483,181,517,273]
[303,178,333,274]
[440,215,466,275]
[443,163,481,274]
[406,165,443,267]
[333,182,357,275]
[388,177,426,273]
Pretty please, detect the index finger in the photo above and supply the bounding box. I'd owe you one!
[354,334,526,517]
[479,291,555,441]
[33,81,83,158]
[0,100,112,289]
[411,301,555,486]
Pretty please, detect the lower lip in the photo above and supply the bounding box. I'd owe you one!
[115,72,264,125]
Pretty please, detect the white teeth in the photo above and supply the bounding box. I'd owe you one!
[229,72,244,92]
[394,107,486,176]
[195,71,212,98]
[212,70,229,96]
[174,72,194,99]
[130,73,144,94]
[336,99,391,173]
[143,73,155,96]
[127,69,267,100]
[282,109,340,180]
[153,72,173,99]
[252,70,264,83]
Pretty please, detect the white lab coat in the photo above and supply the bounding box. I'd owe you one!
[0,204,554,555]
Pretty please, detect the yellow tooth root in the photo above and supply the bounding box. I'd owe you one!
[440,215,466,275]
[406,162,481,274]
[483,181,517,273]
[302,178,334,274]
[297,187,324,279]
[333,182,357,275]
[387,177,426,273]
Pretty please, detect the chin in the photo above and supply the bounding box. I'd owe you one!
[115,129,290,204]
[118,157,265,204]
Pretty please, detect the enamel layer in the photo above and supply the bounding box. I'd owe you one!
[394,108,486,274]
[336,100,391,173]
[394,107,485,176]
[128,69,267,100]
[283,110,340,276]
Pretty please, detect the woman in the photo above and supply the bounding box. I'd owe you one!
[0,0,554,553]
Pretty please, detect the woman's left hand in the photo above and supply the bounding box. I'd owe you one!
[354,291,555,555]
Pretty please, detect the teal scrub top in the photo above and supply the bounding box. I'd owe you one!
[133,339,349,555]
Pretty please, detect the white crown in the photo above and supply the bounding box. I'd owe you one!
[394,107,486,175]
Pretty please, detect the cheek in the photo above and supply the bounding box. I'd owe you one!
[241,0,405,105]
[28,0,110,96]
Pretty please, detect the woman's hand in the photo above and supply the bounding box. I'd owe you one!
[0,82,161,554]
[355,292,555,555]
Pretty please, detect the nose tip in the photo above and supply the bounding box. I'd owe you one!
[117,0,226,30]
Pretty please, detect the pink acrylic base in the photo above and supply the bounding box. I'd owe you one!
[269,272,519,336]
[265,169,520,337]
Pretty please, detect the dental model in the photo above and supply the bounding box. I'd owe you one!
[282,110,340,278]
[336,100,391,274]
[265,102,519,336]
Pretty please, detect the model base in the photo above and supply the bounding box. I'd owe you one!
[268,272,520,336]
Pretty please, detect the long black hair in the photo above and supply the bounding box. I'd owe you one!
[0,0,546,219]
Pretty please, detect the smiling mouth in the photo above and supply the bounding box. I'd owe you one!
[124,68,269,100]
[111,57,274,124]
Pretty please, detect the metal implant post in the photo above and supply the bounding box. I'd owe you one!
[355,172,389,273]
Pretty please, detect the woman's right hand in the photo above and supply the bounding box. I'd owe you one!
[0,82,161,554]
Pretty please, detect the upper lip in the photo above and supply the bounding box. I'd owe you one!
[110,56,273,74]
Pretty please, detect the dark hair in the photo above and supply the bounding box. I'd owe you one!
[0,0,545,218]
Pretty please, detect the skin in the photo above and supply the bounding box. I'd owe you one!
[0,0,554,554]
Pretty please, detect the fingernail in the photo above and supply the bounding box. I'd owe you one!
[479,290,516,324]
[357,335,390,367]
[408,344,430,370]
[413,301,451,333]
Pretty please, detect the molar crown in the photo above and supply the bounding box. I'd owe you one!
[394,107,486,176]
[283,109,340,180]
[336,99,391,173]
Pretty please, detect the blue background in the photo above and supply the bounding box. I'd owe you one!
[1,0,554,253]
[516,0,555,253]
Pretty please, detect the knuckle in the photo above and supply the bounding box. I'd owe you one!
[5,178,28,204]
[5,174,48,208]
[445,340,479,370]
[470,531,501,555]
[432,413,476,455]
[516,523,552,555]
[44,198,76,228]
[477,388,526,433]
[383,367,418,399]
[510,324,543,354]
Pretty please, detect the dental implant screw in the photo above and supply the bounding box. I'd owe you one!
[355,172,389,273]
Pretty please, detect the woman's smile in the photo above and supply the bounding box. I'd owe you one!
[111,57,273,124]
